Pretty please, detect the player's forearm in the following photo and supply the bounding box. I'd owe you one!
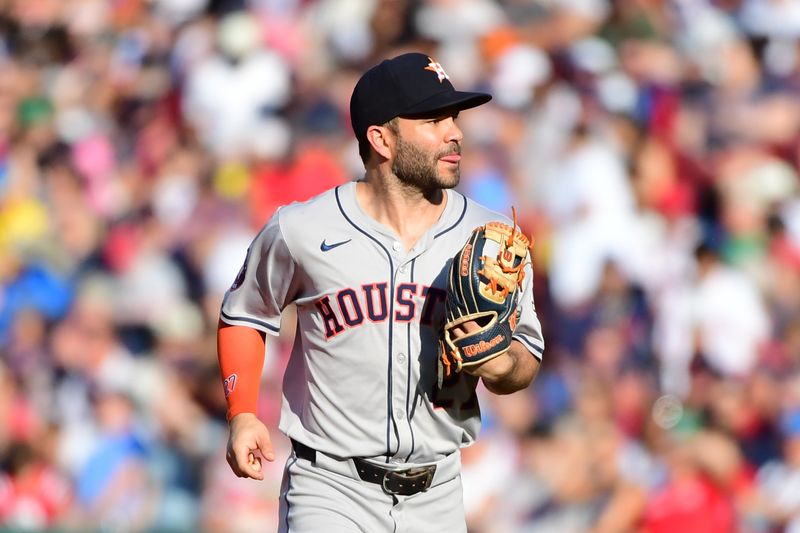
[479,340,540,395]
[217,321,267,421]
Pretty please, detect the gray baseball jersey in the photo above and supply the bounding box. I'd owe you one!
[220,180,544,464]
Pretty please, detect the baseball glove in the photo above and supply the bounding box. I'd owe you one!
[439,213,530,380]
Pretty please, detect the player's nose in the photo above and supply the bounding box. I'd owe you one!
[444,118,463,144]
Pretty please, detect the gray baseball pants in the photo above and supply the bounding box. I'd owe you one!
[278,447,466,533]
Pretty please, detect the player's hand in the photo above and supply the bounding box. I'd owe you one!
[450,320,514,380]
[462,351,514,379]
[226,412,275,480]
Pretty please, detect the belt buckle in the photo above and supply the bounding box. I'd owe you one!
[381,465,436,496]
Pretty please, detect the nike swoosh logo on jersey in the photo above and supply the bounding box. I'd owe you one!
[320,238,352,252]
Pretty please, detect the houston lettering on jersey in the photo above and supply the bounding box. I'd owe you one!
[314,283,447,339]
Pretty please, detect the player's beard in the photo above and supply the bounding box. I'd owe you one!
[392,135,460,192]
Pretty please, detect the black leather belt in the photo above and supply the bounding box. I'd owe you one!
[291,439,436,496]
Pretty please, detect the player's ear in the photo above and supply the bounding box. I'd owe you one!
[366,124,393,161]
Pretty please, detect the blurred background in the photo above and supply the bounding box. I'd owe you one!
[0,0,799,531]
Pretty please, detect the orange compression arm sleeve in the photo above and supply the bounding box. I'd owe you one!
[217,321,266,422]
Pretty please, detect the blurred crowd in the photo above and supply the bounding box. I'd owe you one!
[0,0,799,531]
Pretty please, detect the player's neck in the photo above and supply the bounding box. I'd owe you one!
[356,177,447,250]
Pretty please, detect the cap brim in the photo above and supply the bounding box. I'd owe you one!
[400,90,492,118]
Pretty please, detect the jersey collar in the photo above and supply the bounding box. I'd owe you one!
[338,180,465,254]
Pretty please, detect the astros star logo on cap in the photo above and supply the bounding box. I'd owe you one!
[424,57,450,83]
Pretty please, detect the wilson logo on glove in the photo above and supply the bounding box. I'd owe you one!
[463,335,504,357]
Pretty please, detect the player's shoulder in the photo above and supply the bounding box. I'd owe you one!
[262,183,359,252]
[263,184,351,241]
[273,186,341,223]
[458,192,514,228]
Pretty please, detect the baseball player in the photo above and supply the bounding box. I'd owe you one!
[217,52,545,532]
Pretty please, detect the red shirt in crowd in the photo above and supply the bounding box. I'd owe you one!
[642,473,736,533]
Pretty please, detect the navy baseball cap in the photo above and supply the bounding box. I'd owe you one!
[350,53,492,143]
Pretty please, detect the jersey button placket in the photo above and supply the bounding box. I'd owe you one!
[390,258,413,457]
